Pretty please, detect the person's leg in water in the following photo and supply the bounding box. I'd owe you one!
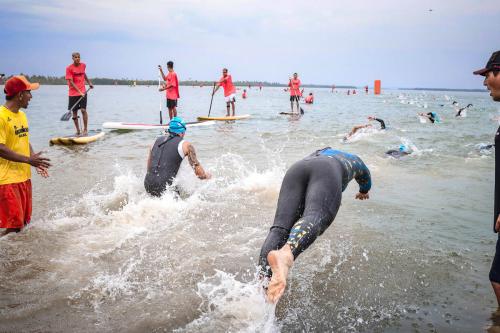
[259,160,308,278]
[168,107,174,120]
[259,157,343,303]
[72,109,81,135]
[81,108,88,135]
[231,100,235,116]
[226,101,230,116]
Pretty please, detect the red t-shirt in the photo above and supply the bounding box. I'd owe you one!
[219,74,236,97]
[66,63,86,96]
[288,79,301,96]
[165,71,180,100]
[305,95,313,103]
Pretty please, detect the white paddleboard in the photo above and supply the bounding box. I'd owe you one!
[102,121,215,130]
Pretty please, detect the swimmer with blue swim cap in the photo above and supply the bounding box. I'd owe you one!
[385,144,411,158]
[144,116,210,196]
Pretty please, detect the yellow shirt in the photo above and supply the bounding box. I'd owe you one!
[0,105,31,185]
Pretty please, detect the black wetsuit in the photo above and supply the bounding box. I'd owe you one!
[374,118,386,129]
[144,134,184,196]
[385,149,409,158]
[490,126,500,283]
[258,148,371,277]
[426,112,436,123]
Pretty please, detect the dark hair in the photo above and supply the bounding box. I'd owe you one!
[167,61,174,68]
[493,70,499,77]
[5,94,13,101]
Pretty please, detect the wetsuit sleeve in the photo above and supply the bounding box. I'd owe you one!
[354,160,372,193]
[374,118,386,129]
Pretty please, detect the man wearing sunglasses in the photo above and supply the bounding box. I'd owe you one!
[144,117,210,196]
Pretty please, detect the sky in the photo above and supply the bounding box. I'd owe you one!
[0,0,498,89]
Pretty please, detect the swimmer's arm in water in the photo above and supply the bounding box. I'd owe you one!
[353,160,371,199]
[374,118,386,129]
[183,142,211,180]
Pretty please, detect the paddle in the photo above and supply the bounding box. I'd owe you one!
[158,69,163,124]
[207,82,216,118]
[60,88,90,121]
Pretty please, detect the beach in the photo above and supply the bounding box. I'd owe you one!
[0,85,497,332]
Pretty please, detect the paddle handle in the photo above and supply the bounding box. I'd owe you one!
[208,82,216,117]
[158,69,163,124]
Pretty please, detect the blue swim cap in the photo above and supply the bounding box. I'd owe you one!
[399,144,408,152]
[168,117,186,134]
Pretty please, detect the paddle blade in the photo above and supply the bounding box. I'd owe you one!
[300,108,304,115]
[60,111,72,121]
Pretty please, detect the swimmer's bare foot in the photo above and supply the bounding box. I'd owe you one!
[266,244,294,304]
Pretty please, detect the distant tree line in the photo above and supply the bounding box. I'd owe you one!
[0,74,354,88]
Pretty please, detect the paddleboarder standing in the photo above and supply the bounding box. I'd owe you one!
[158,61,180,120]
[66,52,93,135]
[213,68,236,117]
[0,76,51,236]
[288,73,301,113]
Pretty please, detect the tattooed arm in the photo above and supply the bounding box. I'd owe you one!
[183,141,210,179]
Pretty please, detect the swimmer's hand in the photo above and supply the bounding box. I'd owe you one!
[355,192,369,200]
[496,215,500,232]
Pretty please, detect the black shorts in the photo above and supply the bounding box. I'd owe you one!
[290,95,300,102]
[68,95,87,111]
[167,99,178,109]
[490,234,500,283]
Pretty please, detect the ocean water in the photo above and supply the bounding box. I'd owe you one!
[0,85,498,332]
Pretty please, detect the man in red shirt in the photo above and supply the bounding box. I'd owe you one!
[65,52,93,135]
[159,61,180,120]
[213,68,236,117]
[288,73,301,113]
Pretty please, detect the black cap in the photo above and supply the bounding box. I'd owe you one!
[473,50,500,76]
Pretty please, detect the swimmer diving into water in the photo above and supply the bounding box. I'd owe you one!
[258,147,371,303]
[418,112,438,123]
[343,116,386,141]
[455,104,473,117]
[386,144,411,158]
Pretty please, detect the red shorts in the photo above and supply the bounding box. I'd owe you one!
[0,179,32,229]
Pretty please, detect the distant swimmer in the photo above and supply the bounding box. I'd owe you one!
[343,124,371,141]
[258,147,371,303]
[455,104,473,117]
[365,85,368,94]
[305,92,314,104]
[418,112,438,123]
[386,144,411,158]
[288,73,301,113]
[213,68,236,117]
[242,89,247,99]
[367,116,386,129]
[144,117,210,196]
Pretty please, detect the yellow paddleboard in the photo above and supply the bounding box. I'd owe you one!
[50,131,105,146]
[197,114,251,121]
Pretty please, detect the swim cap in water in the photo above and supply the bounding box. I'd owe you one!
[399,144,408,152]
[168,117,186,134]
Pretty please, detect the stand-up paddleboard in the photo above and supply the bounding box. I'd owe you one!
[50,130,105,146]
[197,114,251,121]
[102,121,215,130]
